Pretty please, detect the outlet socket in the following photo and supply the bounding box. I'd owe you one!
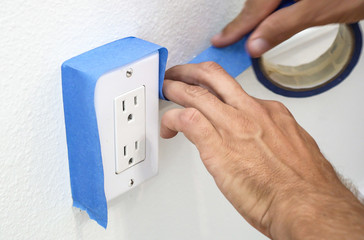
[94,52,159,201]
[114,86,146,173]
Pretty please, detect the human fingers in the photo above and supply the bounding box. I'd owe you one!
[211,0,281,48]
[246,0,364,57]
[165,62,248,108]
[160,108,221,154]
[247,1,312,57]
[163,79,234,127]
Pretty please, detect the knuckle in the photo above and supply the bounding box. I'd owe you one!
[265,101,297,126]
[271,100,292,116]
[205,92,220,105]
[270,100,286,111]
[199,61,223,73]
[248,98,270,116]
[180,108,202,126]
[200,125,214,140]
[184,84,210,98]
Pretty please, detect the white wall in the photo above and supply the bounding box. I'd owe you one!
[1,0,363,239]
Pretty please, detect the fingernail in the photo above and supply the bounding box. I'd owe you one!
[211,33,223,43]
[249,38,270,57]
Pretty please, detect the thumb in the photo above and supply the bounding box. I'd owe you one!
[247,2,311,58]
[211,0,281,48]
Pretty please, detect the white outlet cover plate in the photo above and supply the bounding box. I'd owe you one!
[94,52,159,201]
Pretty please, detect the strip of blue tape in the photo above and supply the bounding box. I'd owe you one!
[62,37,168,228]
[62,0,362,228]
[189,37,251,78]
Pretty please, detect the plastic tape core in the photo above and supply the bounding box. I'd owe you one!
[259,24,355,91]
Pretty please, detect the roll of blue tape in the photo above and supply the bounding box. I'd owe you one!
[189,0,363,98]
[251,23,362,97]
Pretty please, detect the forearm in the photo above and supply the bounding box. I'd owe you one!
[270,184,364,240]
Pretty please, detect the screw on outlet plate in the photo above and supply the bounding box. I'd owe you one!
[129,179,134,187]
[126,68,133,78]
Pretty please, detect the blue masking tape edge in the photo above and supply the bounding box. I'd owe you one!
[62,37,168,228]
[188,0,295,79]
[251,23,363,97]
[189,37,251,78]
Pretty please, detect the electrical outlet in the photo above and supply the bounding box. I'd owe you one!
[114,86,146,173]
[94,52,159,201]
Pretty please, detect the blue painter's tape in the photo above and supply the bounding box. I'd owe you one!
[189,37,251,78]
[62,37,168,228]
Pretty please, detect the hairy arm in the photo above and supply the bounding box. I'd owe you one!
[161,62,364,239]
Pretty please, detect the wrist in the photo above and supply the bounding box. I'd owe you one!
[269,184,364,240]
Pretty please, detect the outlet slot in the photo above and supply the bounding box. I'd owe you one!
[127,114,133,122]
[114,86,146,174]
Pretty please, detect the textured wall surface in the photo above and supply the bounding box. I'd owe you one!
[1,0,364,239]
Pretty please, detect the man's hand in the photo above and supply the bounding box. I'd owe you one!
[161,62,364,239]
[211,0,364,57]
